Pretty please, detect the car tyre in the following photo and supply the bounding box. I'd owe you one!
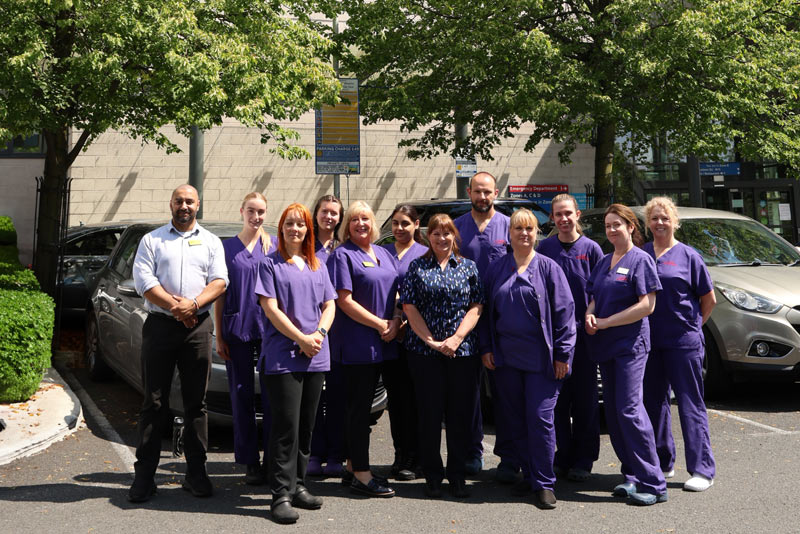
[702,334,731,398]
[86,314,112,381]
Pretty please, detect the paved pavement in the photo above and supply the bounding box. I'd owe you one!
[2,355,799,533]
[0,366,83,466]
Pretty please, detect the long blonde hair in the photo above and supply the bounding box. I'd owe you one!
[241,192,272,254]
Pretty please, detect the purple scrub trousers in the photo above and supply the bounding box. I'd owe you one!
[643,346,716,478]
[494,367,561,490]
[599,352,666,495]
[226,341,271,466]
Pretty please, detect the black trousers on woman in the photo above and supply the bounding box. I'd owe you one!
[382,348,419,462]
[262,371,325,498]
[407,352,481,484]
[343,363,380,472]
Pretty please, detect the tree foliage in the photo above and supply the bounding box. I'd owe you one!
[0,0,341,292]
[323,0,800,205]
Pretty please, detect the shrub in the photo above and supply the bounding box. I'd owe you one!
[0,245,39,291]
[0,289,54,402]
[0,217,53,403]
[0,216,16,246]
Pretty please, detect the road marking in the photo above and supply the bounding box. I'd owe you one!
[707,408,793,435]
[59,367,137,474]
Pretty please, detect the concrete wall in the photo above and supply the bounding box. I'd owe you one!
[2,114,594,261]
[68,114,594,227]
[0,158,43,264]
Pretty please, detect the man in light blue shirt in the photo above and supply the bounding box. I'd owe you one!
[129,184,228,503]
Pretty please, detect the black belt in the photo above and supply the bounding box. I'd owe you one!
[148,311,210,321]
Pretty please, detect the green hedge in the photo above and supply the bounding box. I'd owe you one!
[0,289,54,402]
[0,216,16,246]
[0,245,39,291]
[0,218,53,402]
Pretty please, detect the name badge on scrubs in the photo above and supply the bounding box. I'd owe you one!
[362,261,375,267]
[616,267,629,275]
[188,239,202,246]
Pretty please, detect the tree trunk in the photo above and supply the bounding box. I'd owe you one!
[593,121,616,208]
[34,128,71,296]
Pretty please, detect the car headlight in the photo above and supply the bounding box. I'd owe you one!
[716,282,783,314]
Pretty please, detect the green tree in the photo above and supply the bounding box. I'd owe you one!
[0,0,340,294]
[325,0,800,207]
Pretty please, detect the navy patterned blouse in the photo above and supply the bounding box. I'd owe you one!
[400,253,485,358]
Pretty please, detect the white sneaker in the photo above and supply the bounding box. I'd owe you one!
[663,469,675,479]
[684,474,714,492]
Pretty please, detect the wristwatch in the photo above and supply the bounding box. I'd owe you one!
[317,327,328,337]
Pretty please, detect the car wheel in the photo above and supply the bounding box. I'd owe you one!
[85,314,112,381]
[702,334,731,398]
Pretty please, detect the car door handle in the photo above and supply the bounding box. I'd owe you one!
[115,297,123,305]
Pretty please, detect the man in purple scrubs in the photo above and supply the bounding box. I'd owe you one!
[453,172,517,481]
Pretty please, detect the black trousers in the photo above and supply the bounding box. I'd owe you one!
[343,363,380,472]
[263,371,325,498]
[408,352,480,484]
[134,312,212,477]
[382,349,418,459]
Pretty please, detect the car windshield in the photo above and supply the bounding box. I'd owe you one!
[677,218,800,266]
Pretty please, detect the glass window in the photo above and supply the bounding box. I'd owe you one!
[677,218,800,266]
[0,134,45,157]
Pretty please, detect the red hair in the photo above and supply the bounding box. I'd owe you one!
[278,203,320,271]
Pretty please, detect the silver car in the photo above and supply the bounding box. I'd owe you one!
[581,207,800,394]
[86,221,388,425]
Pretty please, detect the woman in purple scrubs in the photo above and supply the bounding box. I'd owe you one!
[642,196,716,492]
[537,194,604,482]
[382,205,427,480]
[255,203,336,524]
[308,195,346,477]
[214,192,276,485]
[401,214,484,500]
[329,200,401,498]
[585,204,666,506]
[480,209,576,509]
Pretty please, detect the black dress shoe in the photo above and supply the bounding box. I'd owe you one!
[350,477,395,498]
[424,480,442,498]
[245,463,266,486]
[182,473,213,497]
[292,487,323,510]
[128,477,156,503]
[535,489,557,509]
[342,470,388,487]
[271,497,299,524]
[449,480,470,499]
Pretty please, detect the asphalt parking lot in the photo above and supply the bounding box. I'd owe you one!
[0,332,798,533]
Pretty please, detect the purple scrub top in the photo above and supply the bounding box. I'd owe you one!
[381,241,428,286]
[315,238,337,265]
[328,240,400,364]
[479,253,576,377]
[644,241,713,349]
[254,251,337,374]
[536,235,604,326]
[220,234,277,344]
[453,211,510,274]
[586,246,661,362]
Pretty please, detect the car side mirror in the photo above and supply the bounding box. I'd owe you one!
[117,279,140,297]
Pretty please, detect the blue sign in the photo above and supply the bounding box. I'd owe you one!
[699,162,740,176]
